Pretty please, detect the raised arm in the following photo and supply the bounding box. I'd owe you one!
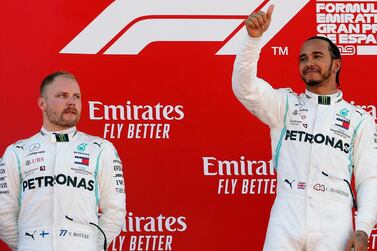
[232,5,290,128]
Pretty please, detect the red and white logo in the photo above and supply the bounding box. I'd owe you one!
[316,0,377,55]
[297,182,306,190]
[60,0,310,55]
[313,183,325,192]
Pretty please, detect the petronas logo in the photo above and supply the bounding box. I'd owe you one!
[77,143,88,152]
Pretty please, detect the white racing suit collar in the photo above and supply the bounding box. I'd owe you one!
[304,89,343,105]
[40,127,78,142]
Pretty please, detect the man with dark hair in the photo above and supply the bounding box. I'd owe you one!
[232,5,377,251]
[305,36,342,87]
[0,71,126,251]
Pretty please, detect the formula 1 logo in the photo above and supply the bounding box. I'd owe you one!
[315,0,377,55]
[60,0,309,55]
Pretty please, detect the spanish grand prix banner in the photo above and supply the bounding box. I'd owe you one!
[1,0,376,250]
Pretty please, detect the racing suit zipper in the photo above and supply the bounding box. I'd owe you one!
[305,101,320,244]
[53,140,58,250]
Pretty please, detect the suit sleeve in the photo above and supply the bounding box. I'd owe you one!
[0,145,21,250]
[232,35,288,128]
[353,115,377,237]
[97,142,126,250]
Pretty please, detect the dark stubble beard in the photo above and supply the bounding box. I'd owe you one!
[302,60,333,87]
[45,106,80,128]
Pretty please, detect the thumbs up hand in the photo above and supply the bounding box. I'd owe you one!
[245,5,274,38]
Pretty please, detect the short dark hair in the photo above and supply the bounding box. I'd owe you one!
[40,71,77,96]
[306,36,342,86]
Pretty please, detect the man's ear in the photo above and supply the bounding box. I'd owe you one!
[38,96,45,111]
[334,59,342,73]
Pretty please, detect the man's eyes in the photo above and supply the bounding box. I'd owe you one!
[55,93,80,99]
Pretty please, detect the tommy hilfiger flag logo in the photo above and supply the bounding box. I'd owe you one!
[74,156,89,166]
[335,117,350,130]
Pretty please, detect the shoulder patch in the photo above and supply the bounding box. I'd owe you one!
[93,141,104,148]
[354,106,367,118]
[14,141,26,151]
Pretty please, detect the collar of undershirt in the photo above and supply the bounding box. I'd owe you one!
[304,89,343,105]
[40,127,78,142]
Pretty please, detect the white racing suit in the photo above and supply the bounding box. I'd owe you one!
[0,127,126,251]
[232,36,377,250]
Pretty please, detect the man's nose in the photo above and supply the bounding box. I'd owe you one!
[307,56,317,66]
[67,96,76,106]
